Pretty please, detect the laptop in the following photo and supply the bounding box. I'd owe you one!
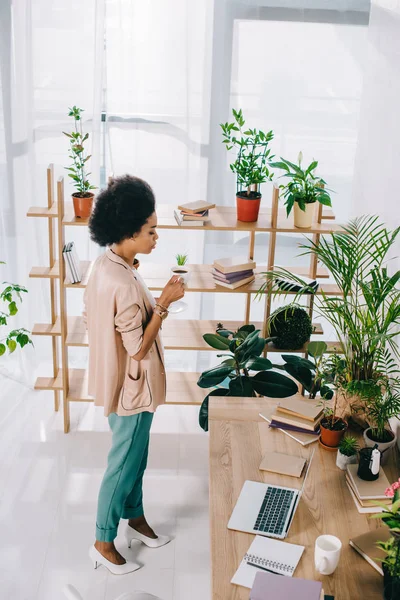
[228,449,315,539]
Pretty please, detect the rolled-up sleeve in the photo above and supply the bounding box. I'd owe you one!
[114,284,144,357]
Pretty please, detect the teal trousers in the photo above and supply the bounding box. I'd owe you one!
[96,410,154,542]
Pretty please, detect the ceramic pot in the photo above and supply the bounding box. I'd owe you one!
[320,419,347,448]
[171,266,190,285]
[236,193,261,222]
[72,192,94,219]
[363,428,397,465]
[293,202,315,228]
[336,449,357,470]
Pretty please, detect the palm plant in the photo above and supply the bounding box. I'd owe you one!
[256,216,400,405]
[197,324,298,431]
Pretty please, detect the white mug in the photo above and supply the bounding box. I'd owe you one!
[314,535,342,575]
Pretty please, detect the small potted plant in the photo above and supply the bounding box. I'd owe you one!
[270,152,332,228]
[336,435,359,470]
[197,323,298,431]
[0,261,32,356]
[372,479,400,599]
[221,109,274,222]
[64,106,97,218]
[268,304,313,350]
[171,253,190,285]
[362,383,400,464]
[318,393,348,449]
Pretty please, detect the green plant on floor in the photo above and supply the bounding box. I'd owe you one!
[197,323,298,431]
[0,261,32,356]
[220,109,274,197]
[63,106,97,198]
[256,216,400,416]
[175,253,188,267]
[268,303,313,350]
[270,152,332,216]
[338,435,359,457]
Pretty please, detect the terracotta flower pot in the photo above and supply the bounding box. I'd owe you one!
[293,202,315,228]
[236,193,261,222]
[72,192,95,219]
[320,418,347,448]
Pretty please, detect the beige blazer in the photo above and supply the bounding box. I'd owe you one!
[83,248,166,417]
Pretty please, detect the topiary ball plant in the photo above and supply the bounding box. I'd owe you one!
[268,304,313,350]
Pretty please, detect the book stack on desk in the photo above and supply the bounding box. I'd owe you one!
[174,200,215,226]
[345,464,391,514]
[270,397,323,438]
[212,257,256,290]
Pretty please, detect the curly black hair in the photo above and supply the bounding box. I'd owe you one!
[89,175,156,246]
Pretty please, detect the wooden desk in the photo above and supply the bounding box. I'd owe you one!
[209,397,400,600]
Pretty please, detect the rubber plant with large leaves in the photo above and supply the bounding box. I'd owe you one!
[197,324,298,431]
[0,261,32,357]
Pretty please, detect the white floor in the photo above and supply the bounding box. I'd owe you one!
[0,375,210,600]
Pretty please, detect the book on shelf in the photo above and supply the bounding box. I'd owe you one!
[270,420,320,436]
[214,274,255,290]
[270,411,322,432]
[174,210,207,227]
[349,526,391,576]
[346,464,390,500]
[212,268,254,283]
[179,209,210,221]
[250,571,322,600]
[63,242,82,284]
[276,274,319,294]
[277,397,323,423]
[260,413,320,447]
[213,256,256,274]
[177,200,216,214]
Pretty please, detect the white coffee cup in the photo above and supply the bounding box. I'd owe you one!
[314,535,342,575]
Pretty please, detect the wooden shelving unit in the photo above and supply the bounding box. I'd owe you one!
[28,166,343,432]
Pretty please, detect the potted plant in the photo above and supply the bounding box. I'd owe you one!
[362,381,400,464]
[257,216,400,425]
[268,303,313,350]
[336,435,359,470]
[270,152,332,228]
[197,323,298,431]
[0,261,32,356]
[171,253,189,285]
[64,106,97,218]
[318,393,348,449]
[372,479,400,599]
[220,109,274,222]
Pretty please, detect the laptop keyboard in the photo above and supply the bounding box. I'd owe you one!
[254,487,295,535]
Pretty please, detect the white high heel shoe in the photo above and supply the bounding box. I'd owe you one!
[89,544,141,575]
[125,524,171,549]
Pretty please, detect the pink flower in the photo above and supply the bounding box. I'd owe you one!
[393,481,400,490]
[385,487,395,498]
[385,478,400,499]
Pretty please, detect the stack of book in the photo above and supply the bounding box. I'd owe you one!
[345,463,391,514]
[63,241,82,284]
[212,257,256,290]
[269,397,323,444]
[174,200,215,226]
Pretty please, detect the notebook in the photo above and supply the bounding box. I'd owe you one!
[270,420,320,436]
[214,274,255,289]
[278,397,323,423]
[250,571,322,600]
[174,210,207,226]
[231,535,304,589]
[346,483,384,514]
[270,412,321,431]
[259,451,306,478]
[260,413,320,446]
[213,256,256,274]
[349,526,391,576]
[346,464,390,500]
[177,200,216,213]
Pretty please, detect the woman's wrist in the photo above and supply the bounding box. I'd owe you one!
[157,297,170,309]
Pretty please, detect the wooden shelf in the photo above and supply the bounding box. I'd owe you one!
[64,261,93,288]
[27,204,58,218]
[29,263,60,279]
[62,204,341,234]
[32,318,61,337]
[35,369,204,405]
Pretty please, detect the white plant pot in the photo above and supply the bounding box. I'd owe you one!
[363,427,397,465]
[293,202,315,228]
[336,449,357,471]
[171,266,190,285]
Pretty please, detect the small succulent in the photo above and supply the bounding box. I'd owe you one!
[338,435,359,457]
[176,253,188,267]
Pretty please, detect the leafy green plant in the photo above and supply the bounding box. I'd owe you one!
[362,381,400,443]
[377,537,400,577]
[338,435,359,457]
[256,216,400,401]
[220,109,274,197]
[176,253,188,267]
[197,323,298,431]
[372,481,400,579]
[63,106,97,197]
[268,304,313,350]
[0,262,32,356]
[270,152,332,216]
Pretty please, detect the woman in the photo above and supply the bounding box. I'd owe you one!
[84,175,185,574]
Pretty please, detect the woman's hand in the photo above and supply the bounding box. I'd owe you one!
[158,276,185,308]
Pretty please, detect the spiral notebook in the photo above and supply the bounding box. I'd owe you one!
[231,535,305,589]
